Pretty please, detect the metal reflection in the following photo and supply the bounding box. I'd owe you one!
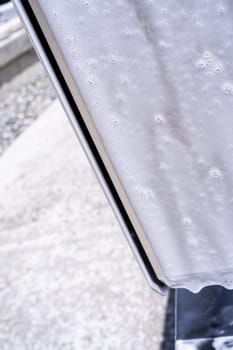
[176,287,233,349]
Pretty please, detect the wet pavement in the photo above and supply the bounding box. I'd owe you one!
[0,100,170,349]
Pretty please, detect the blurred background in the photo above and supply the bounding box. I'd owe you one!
[0,1,173,349]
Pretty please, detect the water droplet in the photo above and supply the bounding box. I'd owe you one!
[196,59,206,70]
[159,20,167,26]
[90,8,97,16]
[203,51,212,62]
[158,40,168,50]
[153,113,165,125]
[222,82,233,95]
[112,118,119,127]
[196,52,222,73]
[88,58,98,68]
[183,217,192,227]
[209,167,222,179]
[214,62,222,72]
[119,76,130,86]
[110,55,118,64]
[194,21,202,29]
[87,76,94,85]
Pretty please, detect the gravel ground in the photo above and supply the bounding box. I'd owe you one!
[0,61,56,156]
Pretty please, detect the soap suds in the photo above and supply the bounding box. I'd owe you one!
[38,0,233,292]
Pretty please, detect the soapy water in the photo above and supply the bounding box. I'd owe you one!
[38,0,233,292]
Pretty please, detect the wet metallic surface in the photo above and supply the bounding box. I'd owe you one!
[15,0,233,292]
[176,287,233,349]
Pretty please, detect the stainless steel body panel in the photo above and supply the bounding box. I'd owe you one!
[13,0,233,293]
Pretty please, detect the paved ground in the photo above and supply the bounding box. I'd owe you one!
[0,61,56,156]
[0,100,168,349]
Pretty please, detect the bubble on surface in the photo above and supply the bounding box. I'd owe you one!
[194,21,202,29]
[119,75,130,86]
[158,20,167,26]
[196,59,206,70]
[214,62,222,72]
[183,217,192,227]
[222,82,233,95]
[110,55,118,65]
[196,51,222,73]
[153,113,165,125]
[90,8,97,16]
[88,58,98,69]
[208,167,222,179]
[203,51,212,62]
[87,75,95,86]
[158,40,169,50]
[111,117,119,128]
[66,36,72,43]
